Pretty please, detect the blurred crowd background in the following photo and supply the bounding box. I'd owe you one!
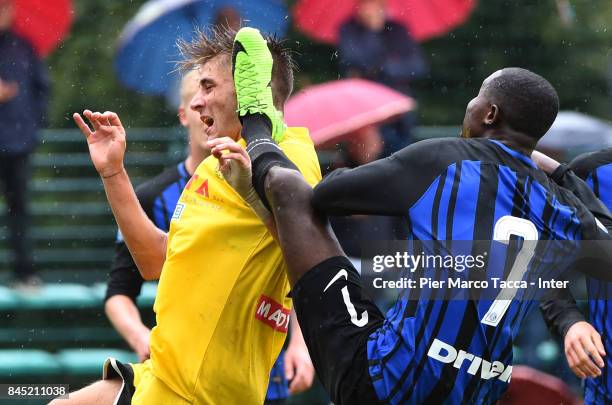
[47,0,612,128]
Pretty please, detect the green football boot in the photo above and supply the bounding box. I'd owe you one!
[232,27,286,142]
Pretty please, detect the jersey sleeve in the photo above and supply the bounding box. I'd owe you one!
[551,165,612,232]
[539,288,587,339]
[550,165,612,282]
[551,164,612,231]
[105,240,145,303]
[312,138,454,216]
[568,148,612,180]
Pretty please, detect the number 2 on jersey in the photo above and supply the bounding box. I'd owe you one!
[481,215,539,327]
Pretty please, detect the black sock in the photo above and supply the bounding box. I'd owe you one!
[241,114,298,209]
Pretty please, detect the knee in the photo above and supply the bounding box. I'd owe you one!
[265,167,312,208]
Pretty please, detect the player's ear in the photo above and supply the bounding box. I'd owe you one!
[178,106,188,127]
[484,104,499,126]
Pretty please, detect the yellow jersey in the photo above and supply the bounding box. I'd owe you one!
[149,128,321,403]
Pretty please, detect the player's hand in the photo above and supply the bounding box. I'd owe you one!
[284,340,315,394]
[208,137,272,223]
[208,137,252,191]
[564,321,605,378]
[73,110,126,178]
[208,136,253,201]
[132,328,151,362]
[0,79,18,103]
[531,150,561,175]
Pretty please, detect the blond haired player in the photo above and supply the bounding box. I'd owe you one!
[59,27,319,404]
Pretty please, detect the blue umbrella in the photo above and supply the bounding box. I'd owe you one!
[114,0,288,96]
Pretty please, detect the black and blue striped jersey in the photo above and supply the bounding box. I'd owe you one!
[312,137,612,404]
[565,149,612,405]
[544,148,612,404]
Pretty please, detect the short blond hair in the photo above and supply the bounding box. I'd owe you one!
[178,26,295,109]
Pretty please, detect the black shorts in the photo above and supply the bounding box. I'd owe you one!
[102,357,135,405]
[292,256,385,405]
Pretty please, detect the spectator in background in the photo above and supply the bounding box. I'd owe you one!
[0,0,49,288]
[338,0,426,158]
[343,125,383,166]
[332,0,422,258]
[104,70,313,404]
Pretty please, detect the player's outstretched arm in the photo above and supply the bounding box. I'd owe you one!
[105,295,151,362]
[538,288,605,378]
[539,287,586,340]
[285,309,315,394]
[104,250,150,361]
[73,110,167,280]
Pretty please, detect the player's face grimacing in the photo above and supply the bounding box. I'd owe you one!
[190,55,242,141]
[178,71,210,155]
[460,70,502,139]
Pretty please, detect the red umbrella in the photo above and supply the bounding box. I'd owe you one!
[284,78,415,146]
[293,0,476,44]
[12,0,74,57]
